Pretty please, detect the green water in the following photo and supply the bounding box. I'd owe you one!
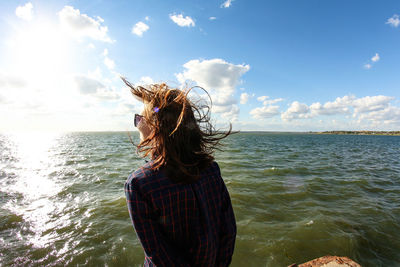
[1,132,399,266]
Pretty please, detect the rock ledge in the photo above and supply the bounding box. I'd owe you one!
[289,255,361,267]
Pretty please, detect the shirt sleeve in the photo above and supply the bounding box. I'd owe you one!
[125,177,190,267]
[215,181,237,267]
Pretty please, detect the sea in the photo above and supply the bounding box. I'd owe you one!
[0,132,399,267]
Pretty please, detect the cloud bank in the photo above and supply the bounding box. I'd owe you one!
[16,2,33,21]
[58,6,114,43]
[176,58,250,121]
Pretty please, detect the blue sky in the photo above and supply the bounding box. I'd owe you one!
[0,0,399,132]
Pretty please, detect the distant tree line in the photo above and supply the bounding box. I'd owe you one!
[314,131,400,136]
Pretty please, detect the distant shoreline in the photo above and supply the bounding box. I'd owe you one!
[1,130,399,136]
[237,130,400,135]
[237,131,400,136]
[312,131,400,136]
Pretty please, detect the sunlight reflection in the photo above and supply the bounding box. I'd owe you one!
[4,132,68,248]
[10,132,61,197]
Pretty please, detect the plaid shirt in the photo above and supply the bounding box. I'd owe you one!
[125,161,236,267]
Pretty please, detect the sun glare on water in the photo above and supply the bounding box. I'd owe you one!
[4,132,68,248]
[10,132,62,197]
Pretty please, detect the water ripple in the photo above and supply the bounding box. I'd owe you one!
[0,132,399,266]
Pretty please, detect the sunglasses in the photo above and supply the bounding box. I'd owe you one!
[134,114,144,127]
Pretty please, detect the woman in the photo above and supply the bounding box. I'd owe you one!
[122,78,236,267]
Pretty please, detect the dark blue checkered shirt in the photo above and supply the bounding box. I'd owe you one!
[125,161,236,266]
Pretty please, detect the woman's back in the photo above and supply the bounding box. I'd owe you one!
[125,161,236,267]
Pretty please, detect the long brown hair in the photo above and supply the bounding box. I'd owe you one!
[122,77,233,184]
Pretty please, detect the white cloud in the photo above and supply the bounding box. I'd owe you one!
[213,93,237,106]
[58,6,114,43]
[209,17,217,21]
[263,98,284,106]
[205,104,239,122]
[240,93,249,104]
[278,94,400,129]
[87,67,104,81]
[113,102,141,116]
[176,58,249,120]
[0,72,27,105]
[132,21,149,37]
[138,76,154,85]
[93,88,120,100]
[145,16,150,21]
[16,2,33,21]
[281,101,311,121]
[310,95,354,115]
[0,72,84,128]
[0,64,126,131]
[256,95,283,106]
[102,49,116,70]
[257,96,268,102]
[357,106,400,125]
[371,53,380,62]
[352,95,393,114]
[219,104,240,121]
[386,14,400,27]
[74,75,119,100]
[176,58,249,94]
[74,75,105,95]
[221,0,234,8]
[247,94,283,120]
[104,57,115,70]
[0,72,26,88]
[169,14,195,27]
[282,96,355,121]
[250,105,280,119]
[364,53,380,69]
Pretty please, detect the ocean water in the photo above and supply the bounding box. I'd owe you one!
[0,132,399,267]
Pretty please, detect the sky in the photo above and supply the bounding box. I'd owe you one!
[0,0,399,132]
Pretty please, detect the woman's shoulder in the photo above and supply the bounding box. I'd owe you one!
[194,161,223,185]
[204,161,221,175]
[125,160,169,191]
[136,160,157,174]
